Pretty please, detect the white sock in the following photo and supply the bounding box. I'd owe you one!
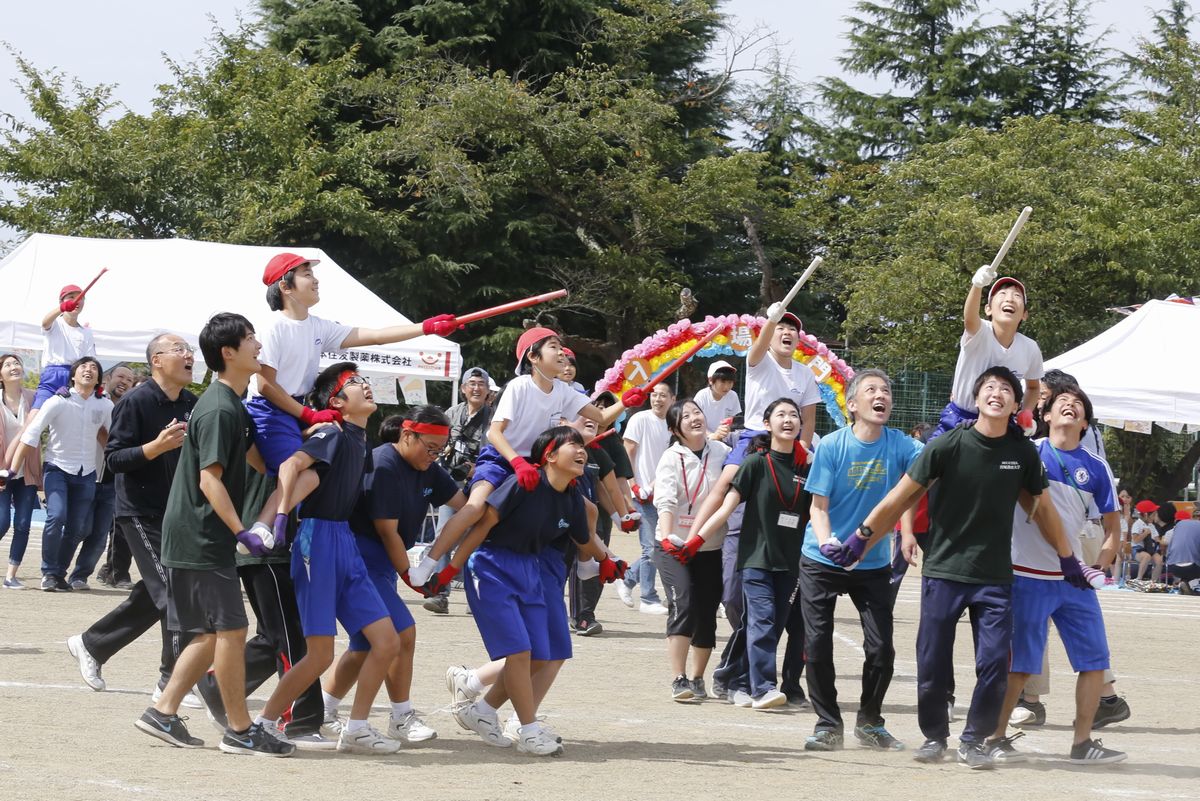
[391,700,412,719]
[465,672,486,695]
[518,721,540,738]
[346,718,368,733]
[322,690,341,717]
[253,715,273,727]
[475,698,496,716]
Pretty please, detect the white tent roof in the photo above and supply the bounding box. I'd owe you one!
[0,234,461,389]
[1045,299,1200,432]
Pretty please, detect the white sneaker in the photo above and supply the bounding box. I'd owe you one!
[453,702,512,748]
[320,711,344,739]
[388,710,437,743]
[516,724,565,757]
[289,731,338,751]
[504,714,562,744]
[446,665,479,711]
[337,725,401,755]
[151,683,203,709]
[69,579,90,590]
[729,690,753,707]
[67,634,105,691]
[752,690,787,710]
[616,581,635,608]
[640,601,669,615]
[1009,705,1034,727]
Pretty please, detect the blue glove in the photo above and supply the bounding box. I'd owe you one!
[235,529,271,557]
[1059,555,1091,590]
[272,513,290,549]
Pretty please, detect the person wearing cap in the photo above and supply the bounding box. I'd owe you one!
[1130,500,1163,583]
[247,252,463,476]
[694,360,740,444]
[1166,505,1200,593]
[29,283,98,414]
[930,270,1043,439]
[560,348,587,394]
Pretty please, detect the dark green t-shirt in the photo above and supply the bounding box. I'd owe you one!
[908,425,1046,585]
[162,381,255,570]
[731,449,810,574]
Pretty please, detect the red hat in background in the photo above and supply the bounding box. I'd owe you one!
[562,347,576,362]
[263,253,320,286]
[59,284,82,300]
[515,327,560,364]
[988,277,1027,305]
[1176,508,1192,521]
[1135,500,1159,514]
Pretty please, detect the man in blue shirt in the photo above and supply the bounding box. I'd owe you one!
[799,369,923,753]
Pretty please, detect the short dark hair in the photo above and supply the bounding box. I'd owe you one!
[69,356,103,386]
[1042,382,1094,429]
[265,269,299,312]
[971,365,1023,407]
[308,361,358,411]
[0,353,22,370]
[709,368,736,382]
[530,425,585,465]
[665,398,703,441]
[592,391,618,409]
[199,312,255,373]
[379,405,452,444]
[749,397,802,454]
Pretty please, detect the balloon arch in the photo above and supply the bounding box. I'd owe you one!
[594,314,856,427]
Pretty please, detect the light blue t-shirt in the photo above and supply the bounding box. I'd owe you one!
[802,426,924,570]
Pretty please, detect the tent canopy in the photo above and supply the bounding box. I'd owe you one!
[0,234,461,391]
[1045,299,1200,432]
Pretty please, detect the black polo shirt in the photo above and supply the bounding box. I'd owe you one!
[105,378,198,519]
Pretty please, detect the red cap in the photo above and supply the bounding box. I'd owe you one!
[1176,508,1192,521]
[562,347,576,362]
[515,326,559,364]
[263,253,319,286]
[1135,500,1159,514]
[777,311,802,330]
[59,284,82,300]
[988,277,1027,305]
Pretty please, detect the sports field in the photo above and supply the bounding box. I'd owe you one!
[4,528,1199,800]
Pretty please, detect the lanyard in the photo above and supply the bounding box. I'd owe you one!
[678,449,710,514]
[1045,441,1089,525]
[766,452,802,511]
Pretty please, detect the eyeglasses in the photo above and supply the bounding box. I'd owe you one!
[414,435,445,457]
[154,344,195,357]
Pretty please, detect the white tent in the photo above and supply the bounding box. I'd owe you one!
[1045,299,1200,433]
[0,234,461,400]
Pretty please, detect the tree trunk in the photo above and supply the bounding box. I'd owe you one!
[1156,436,1200,499]
[744,214,772,311]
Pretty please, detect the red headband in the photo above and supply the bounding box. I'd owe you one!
[402,419,450,436]
[538,440,557,466]
[328,370,358,404]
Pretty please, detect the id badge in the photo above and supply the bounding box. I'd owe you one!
[778,512,800,529]
[678,514,695,531]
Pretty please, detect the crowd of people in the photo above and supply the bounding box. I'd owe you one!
[3,251,1195,768]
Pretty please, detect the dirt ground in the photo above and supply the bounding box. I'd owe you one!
[3,527,1199,801]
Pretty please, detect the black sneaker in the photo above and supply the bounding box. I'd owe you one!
[854,723,905,751]
[1011,697,1046,727]
[1070,737,1127,764]
[957,741,995,770]
[423,595,449,614]
[913,739,947,763]
[114,577,134,590]
[54,576,73,591]
[40,575,57,592]
[671,675,696,702]
[1092,696,1131,729]
[804,730,844,751]
[575,618,604,637]
[985,731,1027,763]
[219,723,296,757]
[96,565,113,586]
[689,677,708,700]
[710,679,727,700]
[135,707,204,748]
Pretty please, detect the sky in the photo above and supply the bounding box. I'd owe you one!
[0,0,1196,239]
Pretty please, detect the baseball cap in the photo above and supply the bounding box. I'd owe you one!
[777,311,802,330]
[708,360,737,379]
[263,252,320,286]
[988,277,1027,305]
[1176,508,1192,521]
[59,284,82,300]
[562,347,577,363]
[461,366,491,387]
[1135,500,1159,514]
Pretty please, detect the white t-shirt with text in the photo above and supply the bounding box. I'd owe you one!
[950,321,1043,413]
[256,314,353,398]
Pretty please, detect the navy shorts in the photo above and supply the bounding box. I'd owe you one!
[538,548,572,661]
[291,518,390,640]
[724,429,760,468]
[347,536,416,651]
[1010,575,1109,674]
[32,363,71,409]
[246,395,303,474]
[463,545,549,660]
[931,401,978,440]
[468,445,514,492]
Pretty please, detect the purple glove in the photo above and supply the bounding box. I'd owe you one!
[819,539,847,563]
[840,531,870,566]
[1059,555,1091,590]
[235,529,272,557]
[272,513,290,548]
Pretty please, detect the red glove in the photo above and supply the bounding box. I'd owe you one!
[299,406,343,426]
[1016,408,1036,436]
[510,456,541,491]
[621,387,647,409]
[793,441,809,467]
[60,298,79,313]
[663,534,704,564]
[400,570,433,597]
[422,314,462,337]
[598,557,629,584]
[631,483,653,503]
[619,511,641,532]
[423,564,460,596]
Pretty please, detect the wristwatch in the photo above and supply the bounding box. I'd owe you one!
[856,524,873,541]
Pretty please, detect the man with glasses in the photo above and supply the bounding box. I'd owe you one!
[66,334,199,700]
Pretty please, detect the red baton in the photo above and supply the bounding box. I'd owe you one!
[639,324,727,392]
[454,289,568,326]
[75,267,109,302]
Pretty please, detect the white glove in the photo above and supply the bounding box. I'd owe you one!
[575,558,600,580]
[408,554,437,586]
[766,301,785,323]
[971,264,996,289]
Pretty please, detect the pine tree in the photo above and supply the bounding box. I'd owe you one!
[1127,0,1197,109]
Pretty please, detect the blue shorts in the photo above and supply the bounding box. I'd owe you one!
[291,518,390,640]
[32,363,71,409]
[347,536,415,651]
[1010,575,1109,674]
[246,395,303,474]
[931,401,977,440]
[724,429,760,468]
[463,546,549,660]
[468,445,514,492]
[538,548,572,661]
